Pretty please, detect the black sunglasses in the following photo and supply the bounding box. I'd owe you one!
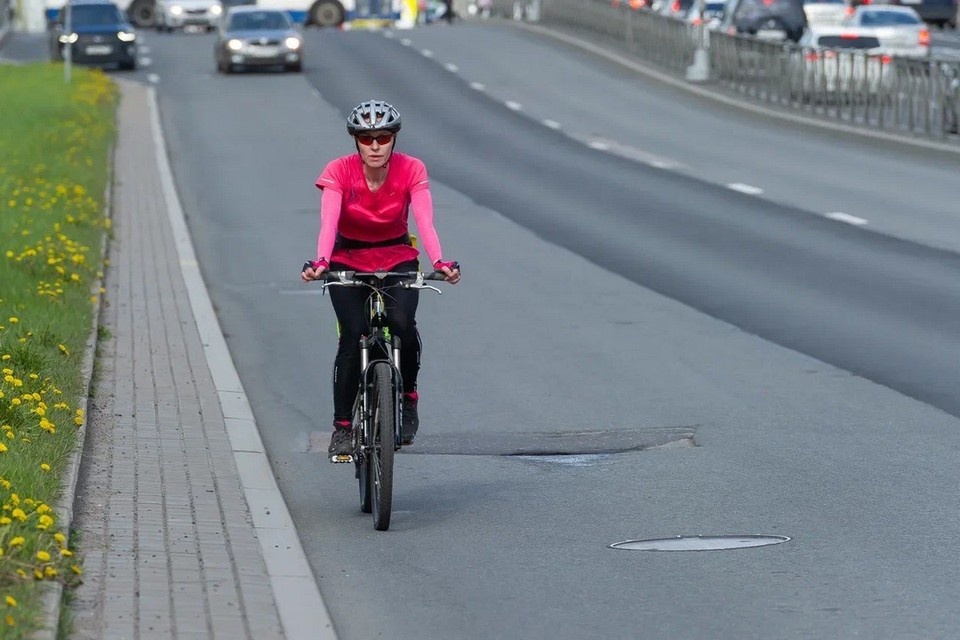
[356,133,395,146]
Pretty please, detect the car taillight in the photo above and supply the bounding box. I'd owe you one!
[671,0,680,11]
[881,54,892,64]
[844,5,854,15]
[918,29,930,46]
[840,32,859,39]
[691,15,702,24]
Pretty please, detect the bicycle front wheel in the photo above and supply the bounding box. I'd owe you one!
[370,362,396,531]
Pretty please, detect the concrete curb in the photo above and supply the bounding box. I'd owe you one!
[502,19,960,161]
[146,86,337,640]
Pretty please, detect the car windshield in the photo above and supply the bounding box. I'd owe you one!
[859,10,920,25]
[228,11,289,29]
[816,34,881,47]
[67,4,124,25]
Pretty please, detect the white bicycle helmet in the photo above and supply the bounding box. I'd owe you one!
[346,100,402,135]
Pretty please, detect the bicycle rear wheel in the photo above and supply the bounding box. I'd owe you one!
[370,362,396,531]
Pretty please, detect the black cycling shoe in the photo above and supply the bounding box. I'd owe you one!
[401,393,419,445]
[328,425,353,460]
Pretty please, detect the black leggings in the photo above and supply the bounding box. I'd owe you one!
[328,259,420,421]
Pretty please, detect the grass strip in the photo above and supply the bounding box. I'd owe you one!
[0,62,117,638]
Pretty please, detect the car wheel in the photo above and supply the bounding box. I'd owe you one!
[119,59,137,71]
[285,62,302,72]
[309,0,344,27]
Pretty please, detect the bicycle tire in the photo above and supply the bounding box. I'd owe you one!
[370,362,396,531]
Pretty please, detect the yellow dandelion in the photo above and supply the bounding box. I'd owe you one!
[10,494,19,506]
[7,318,16,324]
[15,569,27,579]
[45,566,58,578]
[36,550,51,562]
[11,509,25,522]
[0,355,8,361]
[34,569,43,580]
[9,536,25,547]
[0,517,10,525]
[4,596,15,607]
[40,463,51,472]
[70,565,83,575]
[36,504,50,514]
[38,515,54,530]
[54,532,67,546]
[58,344,69,356]
[0,443,6,453]
[10,398,20,406]
[4,614,13,626]
[60,549,73,557]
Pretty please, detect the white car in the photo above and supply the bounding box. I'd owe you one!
[802,0,846,27]
[842,5,930,58]
[156,0,223,31]
[792,26,890,97]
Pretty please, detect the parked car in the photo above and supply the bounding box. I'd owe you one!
[842,5,930,57]
[48,0,137,70]
[717,0,808,42]
[802,0,847,27]
[155,0,223,31]
[214,7,303,73]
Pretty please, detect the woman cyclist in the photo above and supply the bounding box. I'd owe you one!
[301,99,461,459]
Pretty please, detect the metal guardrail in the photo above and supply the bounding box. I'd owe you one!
[489,0,960,144]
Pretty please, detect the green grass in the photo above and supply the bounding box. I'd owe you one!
[0,63,117,638]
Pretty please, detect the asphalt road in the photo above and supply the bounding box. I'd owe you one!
[6,21,960,639]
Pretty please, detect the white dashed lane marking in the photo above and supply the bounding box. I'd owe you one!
[421,49,434,58]
[444,63,458,72]
[400,38,412,46]
[147,73,160,83]
[542,119,561,129]
[470,82,485,91]
[505,100,522,111]
[727,183,764,195]
[826,212,868,225]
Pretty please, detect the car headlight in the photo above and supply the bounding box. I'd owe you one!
[59,32,79,43]
[170,5,183,14]
[284,36,300,49]
[210,4,222,14]
[227,38,243,50]
[118,31,136,41]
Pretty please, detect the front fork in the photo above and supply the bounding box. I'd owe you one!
[358,334,403,455]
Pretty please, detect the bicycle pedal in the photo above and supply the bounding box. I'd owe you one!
[330,454,354,464]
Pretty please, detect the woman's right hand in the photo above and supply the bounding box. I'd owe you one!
[301,260,328,282]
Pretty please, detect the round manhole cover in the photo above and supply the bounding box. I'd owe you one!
[610,535,790,551]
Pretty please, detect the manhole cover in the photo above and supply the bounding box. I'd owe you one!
[610,535,790,551]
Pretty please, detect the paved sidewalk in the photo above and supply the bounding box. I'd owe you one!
[69,82,290,639]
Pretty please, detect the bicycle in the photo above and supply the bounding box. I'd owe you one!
[306,266,452,531]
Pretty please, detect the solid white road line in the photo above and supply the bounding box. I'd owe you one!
[147,87,337,640]
[826,212,868,225]
[727,183,764,195]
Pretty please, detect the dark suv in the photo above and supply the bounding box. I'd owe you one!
[49,0,138,70]
[718,0,808,42]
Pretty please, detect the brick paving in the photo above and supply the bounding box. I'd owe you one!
[69,81,285,640]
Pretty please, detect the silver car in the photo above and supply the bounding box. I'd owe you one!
[156,0,223,31]
[842,5,930,58]
[214,7,303,73]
